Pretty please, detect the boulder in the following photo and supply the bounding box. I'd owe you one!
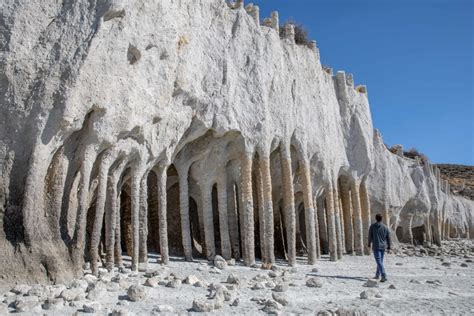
[272,292,289,306]
[127,285,147,302]
[214,255,228,270]
[83,301,102,313]
[306,277,323,288]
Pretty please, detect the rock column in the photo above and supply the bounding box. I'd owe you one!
[325,184,338,261]
[241,153,255,266]
[333,186,344,260]
[280,147,296,266]
[360,183,372,255]
[350,180,364,256]
[217,168,232,260]
[178,168,193,261]
[260,156,275,266]
[300,159,317,264]
[407,214,414,245]
[90,155,112,276]
[131,165,142,271]
[138,175,148,268]
[157,165,169,264]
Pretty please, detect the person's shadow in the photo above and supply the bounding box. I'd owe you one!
[306,272,368,282]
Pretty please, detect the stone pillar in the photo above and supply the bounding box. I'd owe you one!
[72,149,95,269]
[313,196,321,259]
[178,168,193,261]
[217,168,232,260]
[317,197,328,254]
[138,175,148,269]
[131,165,141,271]
[91,156,112,276]
[340,180,354,254]
[280,147,296,266]
[300,159,317,264]
[407,214,414,245]
[339,196,346,254]
[333,186,344,260]
[360,183,372,255]
[432,211,442,246]
[284,24,295,42]
[260,156,275,266]
[201,183,215,260]
[325,183,338,261]
[384,209,390,229]
[105,175,117,271]
[241,154,255,266]
[157,165,169,264]
[424,215,432,245]
[271,11,279,31]
[114,190,123,268]
[245,4,260,26]
[350,180,364,256]
[255,165,266,263]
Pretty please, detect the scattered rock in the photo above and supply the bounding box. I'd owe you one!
[83,274,98,285]
[273,282,289,292]
[166,279,182,289]
[227,273,240,285]
[185,275,200,285]
[214,255,228,270]
[42,298,64,311]
[112,308,130,316]
[409,279,421,284]
[11,284,31,295]
[363,279,378,288]
[106,282,121,292]
[83,301,102,313]
[441,262,451,267]
[61,288,85,301]
[87,281,107,300]
[127,285,147,302]
[14,297,42,313]
[388,284,396,290]
[336,308,368,316]
[192,297,222,312]
[311,267,319,273]
[272,292,289,306]
[262,299,283,313]
[209,267,222,274]
[306,277,323,288]
[395,262,403,266]
[460,263,468,267]
[152,305,175,313]
[251,282,266,290]
[360,289,378,299]
[145,277,159,288]
[227,258,236,266]
[231,298,240,307]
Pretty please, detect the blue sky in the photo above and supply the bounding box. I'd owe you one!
[255,0,473,165]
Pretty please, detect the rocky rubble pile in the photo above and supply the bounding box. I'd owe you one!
[392,240,474,259]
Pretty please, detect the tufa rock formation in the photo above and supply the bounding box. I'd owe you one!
[0,0,472,283]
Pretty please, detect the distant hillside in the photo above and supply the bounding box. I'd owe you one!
[435,164,474,200]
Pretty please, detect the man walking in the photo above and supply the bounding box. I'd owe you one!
[368,214,391,282]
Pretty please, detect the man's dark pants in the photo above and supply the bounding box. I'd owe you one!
[373,249,386,278]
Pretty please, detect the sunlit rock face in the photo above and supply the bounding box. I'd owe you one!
[0,0,472,283]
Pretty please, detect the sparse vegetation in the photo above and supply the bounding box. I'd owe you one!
[279,20,311,46]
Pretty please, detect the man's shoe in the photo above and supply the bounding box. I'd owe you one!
[380,277,387,282]
[374,275,380,280]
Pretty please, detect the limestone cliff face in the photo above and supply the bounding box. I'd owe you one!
[0,0,472,283]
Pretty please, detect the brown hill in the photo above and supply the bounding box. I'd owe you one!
[435,164,474,200]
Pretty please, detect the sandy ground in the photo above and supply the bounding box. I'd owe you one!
[1,240,473,315]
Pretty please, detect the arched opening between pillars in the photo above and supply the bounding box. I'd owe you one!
[396,226,404,242]
[120,182,133,257]
[163,164,182,257]
[316,193,329,255]
[189,196,203,258]
[296,201,308,256]
[412,224,426,245]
